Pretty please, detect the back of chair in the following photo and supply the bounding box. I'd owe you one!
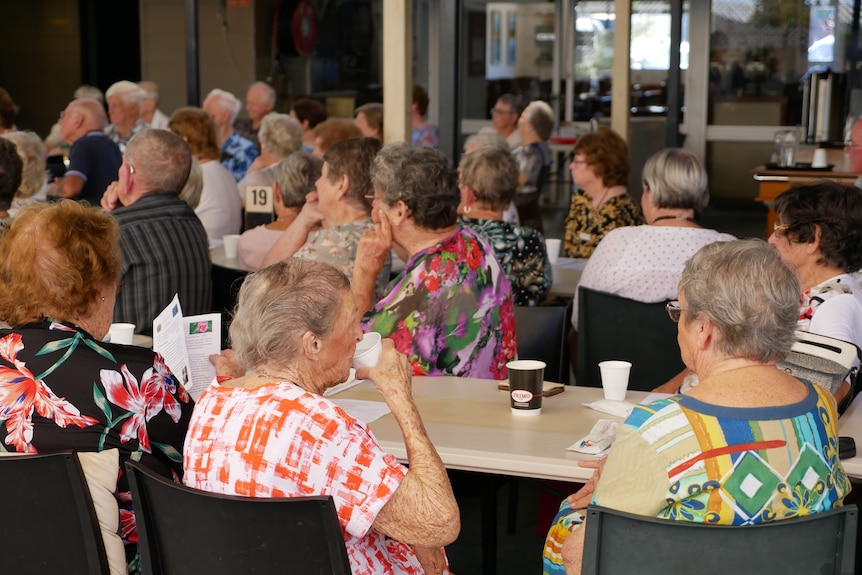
[576,287,685,391]
[582,504,858,575]
[0,452,109,575]
[513,305,570,384]
[125,461,352,575]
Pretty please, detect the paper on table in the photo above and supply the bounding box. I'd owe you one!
[330,399,391,424]
[567,419,620,455]
[581,399,634,419]
[152,294,221,401]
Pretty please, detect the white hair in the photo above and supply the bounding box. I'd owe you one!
[205,89,241,124]
[106,81,144,106]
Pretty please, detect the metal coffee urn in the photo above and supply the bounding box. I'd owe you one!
[801,67,847,145]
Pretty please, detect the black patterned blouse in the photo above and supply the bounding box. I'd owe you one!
[562,189,644,258]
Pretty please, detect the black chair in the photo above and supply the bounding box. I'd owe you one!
[575,287,685,391]
[210,263,248,348]
[513,304,570,384]
[125,461,351,575]
[0,452,109,575]
[582,503,858,575]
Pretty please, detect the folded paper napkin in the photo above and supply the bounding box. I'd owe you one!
[581,399,635,419]
[568,419,620,454]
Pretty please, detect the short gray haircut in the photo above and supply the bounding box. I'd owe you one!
[125,129,192,195]
[379,147,459,230]
[371,142,412,199]
[138,81,160,103]
[642,148,709,212]
[249,81,276,105]
[259,113,303,157]
[105,81,144,106]
[273,152,321,208]
[679,239,799,363]
[179,157,203,209]
[459,145,519,210]
[522,100,554,141]
[463,132,508,155]
[1,131,47,199]
[70,98,108,129]
[204,89,241,124]
[73,85,104,104]
[229,259,351,370]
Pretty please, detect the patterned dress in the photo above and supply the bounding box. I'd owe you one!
[412,123,439,148]
[542,381,848,574]
[183,381,430,575]
[220,130,260,181]
[562,189,644,258]
[459,216,553,306]
[0,320,193,574]
[362,227,517,380]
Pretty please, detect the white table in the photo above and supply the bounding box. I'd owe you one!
[549,257,587,299]
[837,393,862,479]
[334,376,647,482]
[211,245,253,272]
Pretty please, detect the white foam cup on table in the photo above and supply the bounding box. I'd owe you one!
[545,239,562,264]
[507,359,546,416]
[352,332,382,369]
[223,234,241,259]
[598,360,631,401]
[108,323,136,345]
[811,148,828,168]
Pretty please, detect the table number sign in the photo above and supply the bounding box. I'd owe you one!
[244,185,274,229]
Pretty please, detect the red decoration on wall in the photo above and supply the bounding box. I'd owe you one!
[291,0,317,56]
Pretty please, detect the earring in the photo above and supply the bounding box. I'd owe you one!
[101,296,106,302]
[463,205,472,215]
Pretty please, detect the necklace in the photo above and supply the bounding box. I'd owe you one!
[257,368,294,382]
[591,187,611,211]
[652,214,696,224]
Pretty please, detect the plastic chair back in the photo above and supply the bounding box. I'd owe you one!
[576,287,684,390]
[582,504,858,575]
[0,452,109,574]
[513,305,570,384]
[125,460,351,575]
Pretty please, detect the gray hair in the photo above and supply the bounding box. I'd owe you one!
[125,129,192,195]
[642,148,709,212]
[463,132,508,155]
[249,81,276,105]
[70,98,108,130]
[273,152,321,208]
[179,157,203,209]
[522,100,554,141]
[229,259,351,370]
[459,145,519,210]
[259,113,303,157]
[679,239,799,363]
[73,85,104,104]
[371,142,412,199]
[1,131,47,200]
[138,81,160,103]
[380,147,459,230]
[204,89,241,124]
[105,81,144,106]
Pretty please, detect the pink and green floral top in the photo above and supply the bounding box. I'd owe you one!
[0,320,193,574]
[362,228,517,380]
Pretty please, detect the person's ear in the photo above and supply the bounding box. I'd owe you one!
[335,174,349,200]
[386,200,411,227]
[301,330,323,361]
[808,224,823,254]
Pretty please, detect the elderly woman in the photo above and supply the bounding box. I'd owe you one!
[0,200,193,575]
[458,145,552,306]
[562,127,644,258]
[544,240,848,575]
[236,112,303,206]
[354,102,383,139]
[2,130,47,215]
[571,148,735,327]
[184,259,459,575]
[769,181,862,403]
[168,107,242,244]
[239,152,321,270]
[262,137,390,293]
[354,144,517,380]
[515,100,553,187]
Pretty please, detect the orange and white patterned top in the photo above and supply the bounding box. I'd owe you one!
[183,380,426,575]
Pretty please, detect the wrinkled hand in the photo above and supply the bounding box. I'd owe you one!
[566,456,607,509]
[296,191,324,227]
[355,206,394,277]
[410,544,447,575]
[355,339,411,397]
[101,181,123,212]
[209,349,244,379]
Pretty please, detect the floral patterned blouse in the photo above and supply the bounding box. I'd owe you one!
[362,228,517,380]
[562,189,644,258]
[459,216,553,306]
[0,320,193,574]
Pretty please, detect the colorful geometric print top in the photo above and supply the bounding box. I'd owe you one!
[362,227,517,380]
[183,381,428,575]
[562,189,644,259]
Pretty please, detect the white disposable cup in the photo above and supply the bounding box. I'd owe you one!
[352,332,382,369]
[545,239,562,265]
[598,360,631,401]
[223,234,241,259]
[507,359,546,416]
[108,323,136,345]
[811,148,828,168]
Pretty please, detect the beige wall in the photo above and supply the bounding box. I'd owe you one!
[139,0,257,118]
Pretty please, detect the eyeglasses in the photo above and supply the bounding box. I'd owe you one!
[570,158,587,167]
[490,107,515,116]
[845,140,862,149]
[665,301,688,323]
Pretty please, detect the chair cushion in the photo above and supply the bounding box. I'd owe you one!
[77,449,125,575]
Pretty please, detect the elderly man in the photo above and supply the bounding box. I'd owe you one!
[49,98,122,205]
[105,81,148,152]
[0,137,23,229]
[481,93,521,150]
[101,129,211,335]
[234,81,276,151]
[203,88,258,182]
[138,81,170,129]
